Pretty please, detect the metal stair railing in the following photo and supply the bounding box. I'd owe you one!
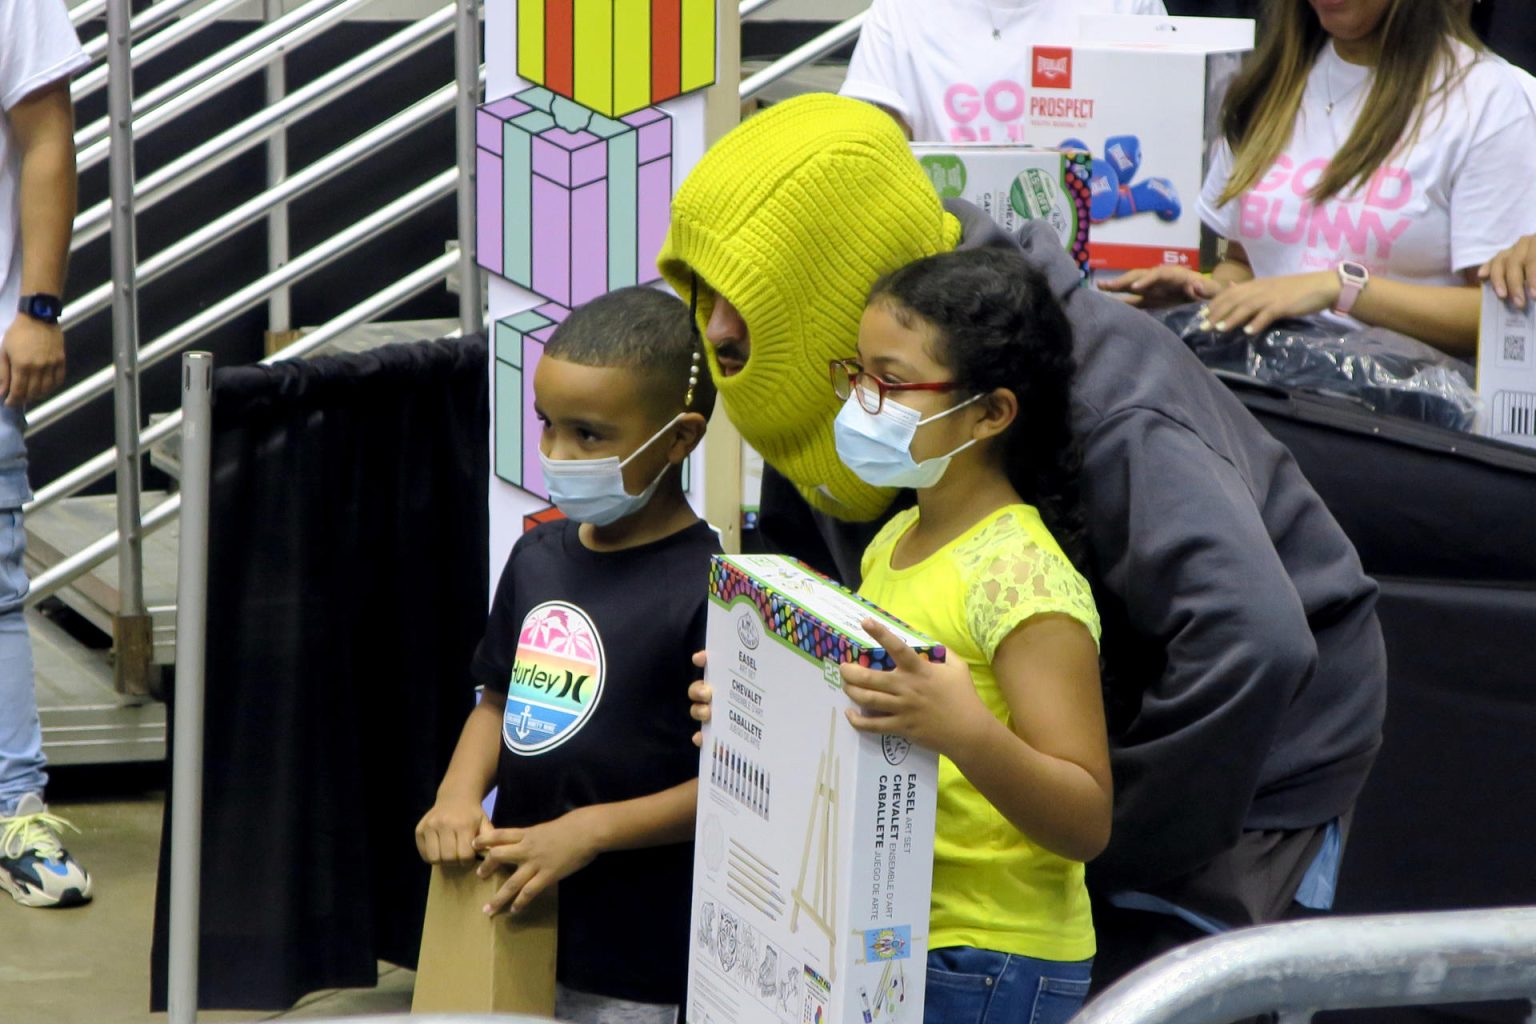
[25,167,458,520]
[33,0,480,690]
[1072,908,1536,1024]
[26,250,460,609]
[67,5,455,253]
[42,0,831,683]
[44,167,457,437]
[57,82,463,336]
[74,0,366,153]
[76,0,240,83]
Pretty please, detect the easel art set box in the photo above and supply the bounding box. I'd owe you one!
[1477,284,1536,451]
[689,555,941,1024]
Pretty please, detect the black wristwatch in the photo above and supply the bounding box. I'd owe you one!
[18,294,63,324]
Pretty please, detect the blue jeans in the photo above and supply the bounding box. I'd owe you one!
[924,947,1092,1024]
[0,404,44,815]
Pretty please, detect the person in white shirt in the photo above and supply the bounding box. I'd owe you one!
[0,0,93,908]
[1103,0,1536,357]
[839,0,1167,142]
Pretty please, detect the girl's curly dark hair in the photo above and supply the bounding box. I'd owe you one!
[867,247,1088,573]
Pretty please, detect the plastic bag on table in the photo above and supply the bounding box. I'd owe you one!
[1153,303,1479,432]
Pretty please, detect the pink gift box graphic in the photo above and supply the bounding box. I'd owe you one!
[476,87,672,307]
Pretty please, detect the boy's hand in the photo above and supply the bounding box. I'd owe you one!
[841,619,990,758]
[415,796,489,865]
[689,650,710,748]
[474,809,600,915]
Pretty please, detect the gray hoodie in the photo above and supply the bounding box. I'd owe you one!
[760,201,1387,894]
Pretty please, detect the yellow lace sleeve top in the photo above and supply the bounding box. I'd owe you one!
[858,503,1100,962]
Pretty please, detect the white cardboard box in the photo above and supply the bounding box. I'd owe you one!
[1477,284,1536,449]
[958,18,1250,272]
[689,555,942,1024]
[913,144,1093,280]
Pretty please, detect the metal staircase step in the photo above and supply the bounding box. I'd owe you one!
[32,607,165,766]
[24,493,179,665]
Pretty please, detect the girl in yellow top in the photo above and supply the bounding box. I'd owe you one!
[832,246,1111,1024]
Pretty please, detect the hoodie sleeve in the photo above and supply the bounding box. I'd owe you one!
[1083,406,1318,892]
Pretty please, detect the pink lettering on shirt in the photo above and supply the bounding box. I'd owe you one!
[944,83,982,123]
[1239,153,1416,263]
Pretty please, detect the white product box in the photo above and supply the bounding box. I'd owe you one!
[963,17,1251,272]
[1477,284,1536,450]
[913,145,1093,280]
[689,555,942,1024]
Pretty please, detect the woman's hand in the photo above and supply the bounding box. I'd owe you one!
[1100,265,1223,308]
[840,619,991,758]
[1199,270,1341,336]
[473,810,601,916]
[1480,235,1536,309]
[689,650,710,748]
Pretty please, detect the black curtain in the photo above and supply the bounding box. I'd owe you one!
[1227,379,1536,1024]
[150,335,488,1011]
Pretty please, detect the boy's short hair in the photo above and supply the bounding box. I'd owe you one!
[544,286,716,420]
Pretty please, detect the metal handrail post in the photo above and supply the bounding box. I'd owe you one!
[738,11,866,102]
[1072,907,1536,1024]
[167,352,213,1024]
[71,0,107,26]
[453,0,483,336]
[264,0,292,338]
[106,0,152,696]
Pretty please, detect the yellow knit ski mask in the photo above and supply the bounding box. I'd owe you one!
[658,93,962,522]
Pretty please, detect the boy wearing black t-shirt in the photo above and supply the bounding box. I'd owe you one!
[415,287,719,1024]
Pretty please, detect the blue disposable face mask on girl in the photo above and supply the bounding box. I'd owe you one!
[833,389,982,489]
[539,414,684,526]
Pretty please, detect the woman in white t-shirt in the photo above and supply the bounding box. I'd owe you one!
[1103,0,1536,356]
[839,0,1166,142]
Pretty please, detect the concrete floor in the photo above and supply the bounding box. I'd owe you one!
[0,776,415,1024]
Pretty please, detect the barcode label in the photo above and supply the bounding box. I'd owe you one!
[1503,334,1529,365]
[1493,390,1536,438]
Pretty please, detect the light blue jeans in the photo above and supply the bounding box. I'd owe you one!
[0,403,44,816]
[924,947,1092,1024]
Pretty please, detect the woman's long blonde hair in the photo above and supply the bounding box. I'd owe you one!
[1216,0,1480,206]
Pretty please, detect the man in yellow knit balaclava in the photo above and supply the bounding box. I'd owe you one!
[664,92,1388,1004]
[657,93,960,523]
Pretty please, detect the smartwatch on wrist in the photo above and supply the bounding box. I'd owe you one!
[18,294,63,324]
[1333,261,1369,316]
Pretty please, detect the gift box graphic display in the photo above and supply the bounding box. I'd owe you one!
[691,555,940,1024]
[516,0,717,118]
[476,87,672,306]
[493,302,567,495]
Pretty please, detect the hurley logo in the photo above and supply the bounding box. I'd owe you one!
[1032,47,1073,89]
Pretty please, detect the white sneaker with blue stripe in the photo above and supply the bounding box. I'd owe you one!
[0,793,93,908]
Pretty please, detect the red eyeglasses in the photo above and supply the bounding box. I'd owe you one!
[828,358,966,415]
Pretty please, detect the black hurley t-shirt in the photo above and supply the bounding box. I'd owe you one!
[472,517,719,1005]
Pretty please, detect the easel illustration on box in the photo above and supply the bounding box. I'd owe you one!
[791,708,842,980]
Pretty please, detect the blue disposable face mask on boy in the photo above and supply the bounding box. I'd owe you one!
[539,414,684,526]
[833,389,982,489]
